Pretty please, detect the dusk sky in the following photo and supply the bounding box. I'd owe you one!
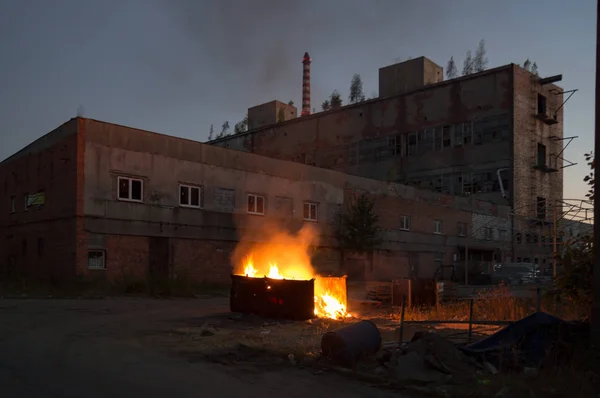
[0,0,596,200]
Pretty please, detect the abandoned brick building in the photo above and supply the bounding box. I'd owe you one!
[0,117,523,285]
[210,56,570,267]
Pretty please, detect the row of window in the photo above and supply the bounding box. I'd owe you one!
[406,170,510,196]
[117,176,320,221]
[399,215,467,236]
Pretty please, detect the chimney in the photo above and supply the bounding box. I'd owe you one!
[301,52,311,116]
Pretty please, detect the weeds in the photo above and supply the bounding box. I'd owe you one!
[396,284,586,322]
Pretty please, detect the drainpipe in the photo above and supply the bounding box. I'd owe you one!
[497,168,509,199]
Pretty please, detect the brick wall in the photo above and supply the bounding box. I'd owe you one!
[0,120,79,281]
[512,66,564,219]
[172,238,236,284]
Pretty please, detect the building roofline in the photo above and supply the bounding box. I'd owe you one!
[207,63,518,144]
[1,118,78,164]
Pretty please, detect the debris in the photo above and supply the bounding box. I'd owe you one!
[200,329,215,337]
[260,329,272,335]
[387,332,476,384]
[483,360,499,375]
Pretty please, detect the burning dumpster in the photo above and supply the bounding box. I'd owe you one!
[230,259,349,320]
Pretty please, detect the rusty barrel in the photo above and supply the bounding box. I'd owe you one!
[321,320,382,367]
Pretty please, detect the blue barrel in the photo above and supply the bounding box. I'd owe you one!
[321,320,382,367]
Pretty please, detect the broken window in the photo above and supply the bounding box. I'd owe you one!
[462,173,472,195]
[407,132,417,156]
[484,227,494,240]
[536,196,546,220]
[434,127,443,151]
[537,94,547,115]
[453,123,463,147]
[418,129,434,154]
[88,250,106,269]
[442,125,452,148]
[463,121,473,145]
[537,143,546,168]
[457,222,467,236]
[516,233,522,244]
[387,136,397,156]
[473,129,483,145]
[472,173,483,194]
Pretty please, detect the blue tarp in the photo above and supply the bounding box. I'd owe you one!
[461,312,588,367]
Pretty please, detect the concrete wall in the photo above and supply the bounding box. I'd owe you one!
[79,118,512,283]
[211,65,515,206]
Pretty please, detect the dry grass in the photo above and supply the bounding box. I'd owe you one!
[390,284,586,323]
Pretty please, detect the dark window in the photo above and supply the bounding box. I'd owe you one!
[37,238,44,256]
[516,232,522,244]
[88,251,106,269]
[303,202,318,221]
[247,194,265,215]
[407,132,417,156]
[21,239,27,256]
[118,179,129,199]
[180,185,202,208]
[454,124,463,147]
[400,215,411,231]
[537,143,546,168]
[537,94,547,115]
[536,196,546,220]
[10,196,15,213]
[442,126,451,148]
[434,219,443,234]
[118,177,144,201]
[458,222,466,236]
[131,180,142,201]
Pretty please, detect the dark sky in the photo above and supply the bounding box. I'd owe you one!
[0,0,595,199]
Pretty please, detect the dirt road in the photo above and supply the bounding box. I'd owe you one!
[0,298,402,398]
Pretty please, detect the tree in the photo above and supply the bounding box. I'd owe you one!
[277,108,285,123]
[220,121,230,136]
[523,58,531,72]
[234,115,248,134]
[330,90,342,108]
[288,100,294,106]
[208,124,214,141]
[321,100,331,111]
[554,152,594,316]
[349,74,365,104]
[332,192,382,271]
[531,62,539,76]
[446,56,458,79]
[473,39,488,72]
[462,50,474,76]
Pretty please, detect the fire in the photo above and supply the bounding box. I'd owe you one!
[240,258,349,320]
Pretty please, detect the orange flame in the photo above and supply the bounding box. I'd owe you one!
[235,224,349,320]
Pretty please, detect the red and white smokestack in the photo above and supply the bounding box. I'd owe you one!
[301,52,311,116]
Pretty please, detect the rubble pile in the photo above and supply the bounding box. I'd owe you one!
[388,332,478,384]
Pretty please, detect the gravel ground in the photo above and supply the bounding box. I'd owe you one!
[0,298,408,398]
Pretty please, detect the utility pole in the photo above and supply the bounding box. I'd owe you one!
[553,202,558,278]
[593,0,600,347]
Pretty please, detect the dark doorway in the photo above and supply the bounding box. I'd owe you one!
[148,237,171,295]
